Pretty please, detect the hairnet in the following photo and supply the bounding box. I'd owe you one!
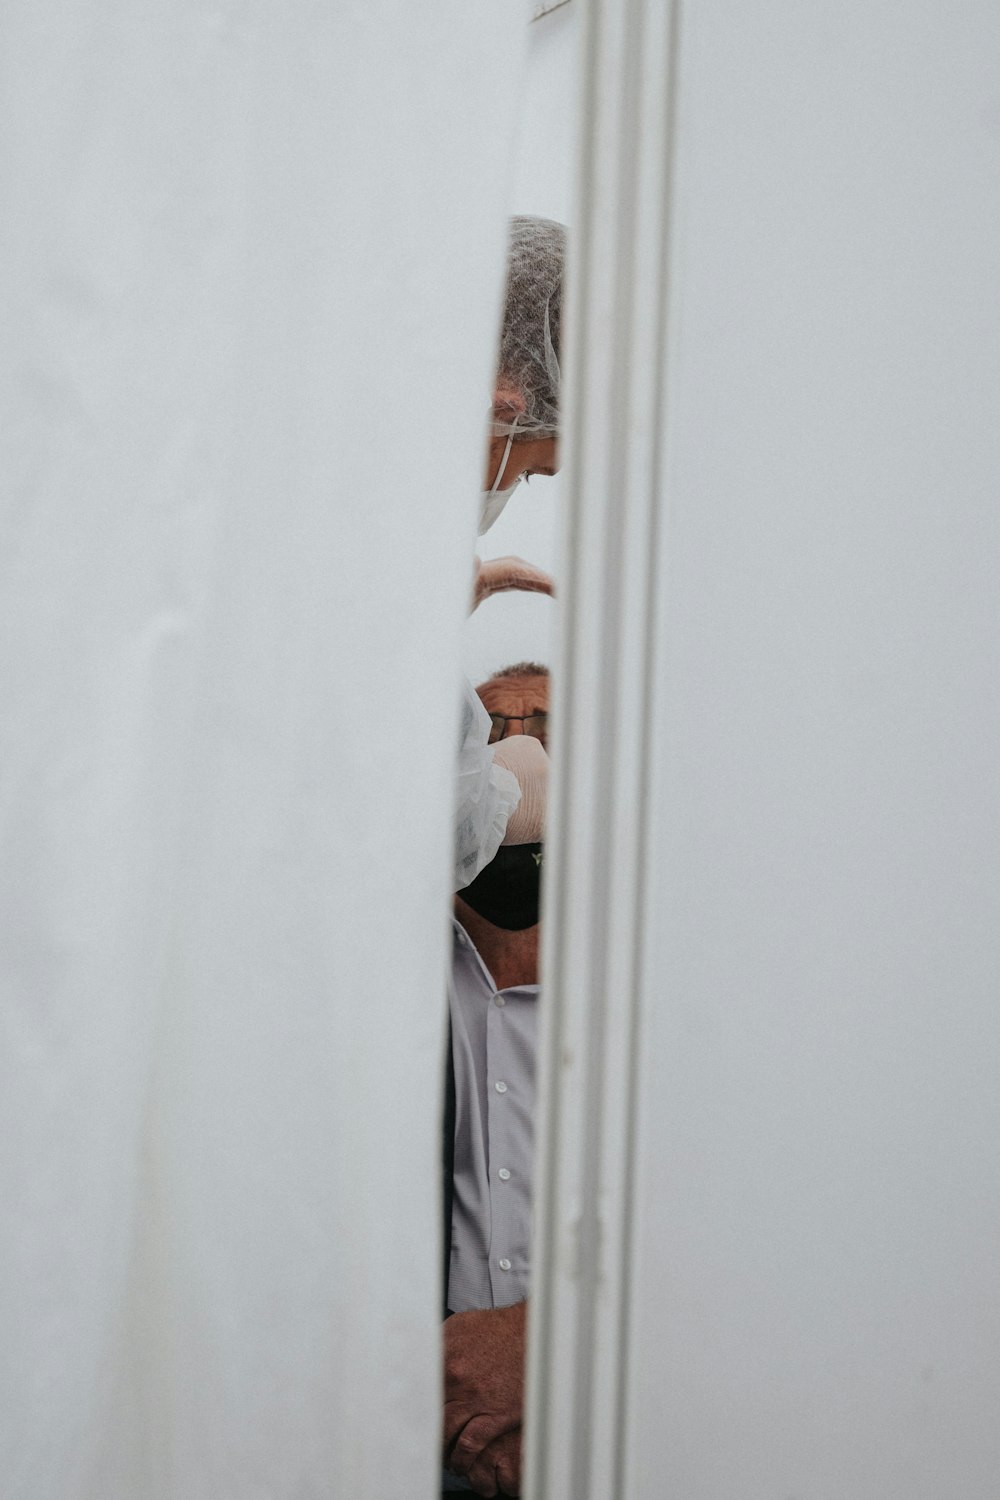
[493,216,566,440]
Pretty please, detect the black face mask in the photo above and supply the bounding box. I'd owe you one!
[460,842,543,931]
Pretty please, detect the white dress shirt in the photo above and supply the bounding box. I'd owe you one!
[447,918,539,1313]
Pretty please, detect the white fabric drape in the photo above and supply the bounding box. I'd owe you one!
[0,5,523,1496]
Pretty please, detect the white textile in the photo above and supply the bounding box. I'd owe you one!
[454,680,520,890]
[0,4,525,1498]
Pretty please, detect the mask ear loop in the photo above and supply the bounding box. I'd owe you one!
[489,415,518,493]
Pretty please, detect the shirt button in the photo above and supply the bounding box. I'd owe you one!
[494,1080,508,1094]
[498,1258,512,1271]
[494,994,506,1007]
[498,1168,511,1181]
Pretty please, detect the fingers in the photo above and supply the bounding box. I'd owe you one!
[466,1469,498,1499]
[442,1303,527,1475]
[465,1454,500,1498]
[442,1399,474,1452]
[486,556,555,594]
[466,1427,523,1498]
[447,1413,515,1475]
[495,1430,522,1496]
[472,556,555,611]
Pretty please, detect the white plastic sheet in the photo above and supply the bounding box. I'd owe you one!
[0,4,524,1496]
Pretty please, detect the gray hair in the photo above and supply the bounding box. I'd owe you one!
[485,661,550,684]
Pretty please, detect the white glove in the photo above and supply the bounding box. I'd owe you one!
[471,555,555,613]
[492,734,548,845]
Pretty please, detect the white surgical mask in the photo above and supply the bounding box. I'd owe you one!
[478,477,521,536]
[478,421,521,536]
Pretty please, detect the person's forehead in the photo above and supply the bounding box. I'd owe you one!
[477,674,549,712]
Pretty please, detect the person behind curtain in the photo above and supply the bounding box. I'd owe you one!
[444,665,550,1499]
[453,217,565,891]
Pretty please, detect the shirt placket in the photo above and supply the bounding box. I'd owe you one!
[486,988,517,1305]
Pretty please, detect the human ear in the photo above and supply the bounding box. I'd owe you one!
[491,387,527,426]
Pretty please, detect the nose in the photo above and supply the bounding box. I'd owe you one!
[501,719,527,738]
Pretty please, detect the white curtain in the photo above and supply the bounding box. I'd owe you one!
[0,5,523,1496]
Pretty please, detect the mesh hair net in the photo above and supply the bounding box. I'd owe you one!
[493,216,566,440]
[454,678,521,889]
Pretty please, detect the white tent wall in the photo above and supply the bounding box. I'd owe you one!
[0,5,525,1497]
[631,4,1000,1492]
[529,0,1000,1497]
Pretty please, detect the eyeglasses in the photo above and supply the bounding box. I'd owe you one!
[488,712,548,746]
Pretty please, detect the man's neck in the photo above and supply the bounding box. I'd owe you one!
[454,898,539,991]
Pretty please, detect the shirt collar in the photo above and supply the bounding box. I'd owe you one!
[452,917,540,999]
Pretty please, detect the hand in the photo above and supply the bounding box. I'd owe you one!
[471,556,554,612]
[457,1425,523,1497]
[491,735,548,845]
[443,1302,526,1494]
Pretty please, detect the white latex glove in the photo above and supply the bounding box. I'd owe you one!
[471,556,555,613]
[491,734,548,845]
